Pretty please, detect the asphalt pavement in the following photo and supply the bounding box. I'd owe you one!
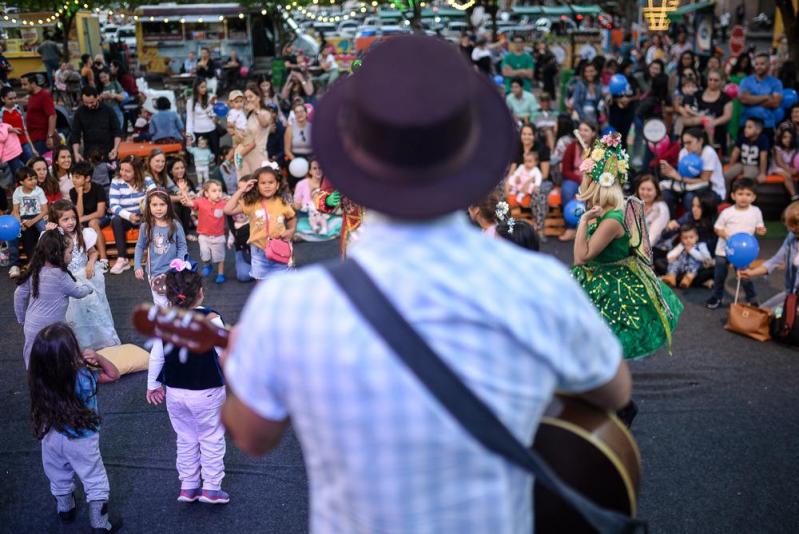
[1,236,798,533]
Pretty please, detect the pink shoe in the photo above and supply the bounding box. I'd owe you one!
[198,489,230,504]
[177,488,202,503]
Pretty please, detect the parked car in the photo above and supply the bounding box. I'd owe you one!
[101,25,118,43]
[338,20,359,36]
[113,25,137,51]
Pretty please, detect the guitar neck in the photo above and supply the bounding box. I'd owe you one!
[132,303,231,353]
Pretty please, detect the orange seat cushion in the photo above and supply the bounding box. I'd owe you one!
[764,174,786,184]
[102,225,139,244]
[118,141,182,160]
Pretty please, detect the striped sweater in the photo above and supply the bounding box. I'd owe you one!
[109,177,156,221]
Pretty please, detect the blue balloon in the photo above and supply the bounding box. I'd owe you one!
[726,232,760,268]
[678,153,703,178]
[493,74,504,86]
[774,107,785,124]
[213,102,229,118]
[783,88,798,109]
[563,199,586,227]
[0,214,21,241]
[608,74,629,96]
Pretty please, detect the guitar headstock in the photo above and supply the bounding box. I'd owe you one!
[132,303,229,354]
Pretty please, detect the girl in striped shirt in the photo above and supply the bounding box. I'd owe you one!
[108,155,155,274]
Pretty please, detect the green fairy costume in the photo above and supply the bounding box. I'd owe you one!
[571,133,683,359]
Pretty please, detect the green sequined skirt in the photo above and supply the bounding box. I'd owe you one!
[572,257,683,360]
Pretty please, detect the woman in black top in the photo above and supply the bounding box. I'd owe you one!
[695,69,733,153]
[510,123,551,180]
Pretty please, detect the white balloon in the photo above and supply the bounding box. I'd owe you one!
[289,157,310,178]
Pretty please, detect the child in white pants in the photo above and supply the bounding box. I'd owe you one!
[28,323,120,532]
[146,262,229,504]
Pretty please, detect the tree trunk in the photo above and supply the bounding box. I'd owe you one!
[60,12,76,61]
[411,3,424,33]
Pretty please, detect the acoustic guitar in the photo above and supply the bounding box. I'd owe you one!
[133,303,641,533]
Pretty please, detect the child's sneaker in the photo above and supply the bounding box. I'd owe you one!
[55,493,76,523]
[201,264,213,277]
[109,258,130,275]
[98,258,110,272]
[199,489,230,504]
[177,487,202,503]
[215,273,225,284]
[705,296,722,310]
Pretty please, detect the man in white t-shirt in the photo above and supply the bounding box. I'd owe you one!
[706,177,767,309]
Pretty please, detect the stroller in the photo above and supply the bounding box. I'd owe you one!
[61,70,82,109]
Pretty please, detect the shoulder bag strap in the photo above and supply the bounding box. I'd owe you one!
[325,259,643,534]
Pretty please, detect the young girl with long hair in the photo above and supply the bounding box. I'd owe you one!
[168,155,197,240]
[145,266,229,505]
[49,199,120,350]
[134,187,188,306]
[51,145,73,198]
[108,155,156,274]
[30,155,62,204]
[223,166,295,279]
[28,322,119,531]
[14,230,93,367]
[772,126,799,200]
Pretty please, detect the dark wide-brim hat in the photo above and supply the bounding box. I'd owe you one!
[313,35,517,219]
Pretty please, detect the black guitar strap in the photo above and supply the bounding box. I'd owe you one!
[325,259,645,534]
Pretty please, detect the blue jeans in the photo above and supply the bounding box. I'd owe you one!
[561,180,580,228]
[20,143,34,163]
[32,140,48,155]
[712,255,756,301]
[249,245,290,280]
[235,250,254,282]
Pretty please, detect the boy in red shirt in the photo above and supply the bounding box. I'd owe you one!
[1,87,35,162]
[181,179,227,283]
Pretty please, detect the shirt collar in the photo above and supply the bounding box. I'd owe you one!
[354,211,475,253]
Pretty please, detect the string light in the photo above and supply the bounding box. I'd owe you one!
[447,0,476,9]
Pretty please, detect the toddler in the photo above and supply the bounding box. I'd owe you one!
[505,151,542,208]
[9,167,48,277]
[28,323,119,532]
[662,223,712,288]
[706,178,766,309]
[225,90,247,142]
[187,136,214,185]
[146,266,229,505]
[182,180,227,283]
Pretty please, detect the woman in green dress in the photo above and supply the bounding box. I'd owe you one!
[571,132,683,360]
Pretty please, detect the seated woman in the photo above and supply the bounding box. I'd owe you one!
[658,127,725,216]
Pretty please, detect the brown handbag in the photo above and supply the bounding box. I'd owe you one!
[725,279,771,342]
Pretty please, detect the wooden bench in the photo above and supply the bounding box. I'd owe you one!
[118,141,182,160]
[724,166,790,220]
[101,226,139,259]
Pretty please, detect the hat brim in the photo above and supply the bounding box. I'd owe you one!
[312,74,517,219]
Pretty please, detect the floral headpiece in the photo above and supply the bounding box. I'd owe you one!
[578,132,630,188]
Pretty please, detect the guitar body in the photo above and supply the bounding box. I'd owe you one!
[533,395,641,533]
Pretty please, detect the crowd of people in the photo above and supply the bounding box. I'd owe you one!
[2,25,799,533]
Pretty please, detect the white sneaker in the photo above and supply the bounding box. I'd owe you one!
[8,266,20,279]
[98,259,110,272]
[109,258,130,275]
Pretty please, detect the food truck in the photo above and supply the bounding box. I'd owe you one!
[0,11,102,73]
[133,3,279,74]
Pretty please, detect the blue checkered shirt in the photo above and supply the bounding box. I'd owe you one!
[225,213,622,533]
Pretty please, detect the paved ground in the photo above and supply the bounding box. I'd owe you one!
[1,236,798,533]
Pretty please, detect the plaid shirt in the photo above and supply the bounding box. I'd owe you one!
[225,213,621,533]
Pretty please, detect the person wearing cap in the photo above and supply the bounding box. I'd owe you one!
[70,86,122,163]
[221,36,630,532]
[225,90,247,143]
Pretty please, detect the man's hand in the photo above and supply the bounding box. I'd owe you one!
[108,148,118,160]
[46,136,54,149]
[325,191,341,208]
[73,152,84,163]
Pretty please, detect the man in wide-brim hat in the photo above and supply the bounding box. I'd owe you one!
[222,35,631,532]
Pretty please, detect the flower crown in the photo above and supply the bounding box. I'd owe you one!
[578,132,630,188]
